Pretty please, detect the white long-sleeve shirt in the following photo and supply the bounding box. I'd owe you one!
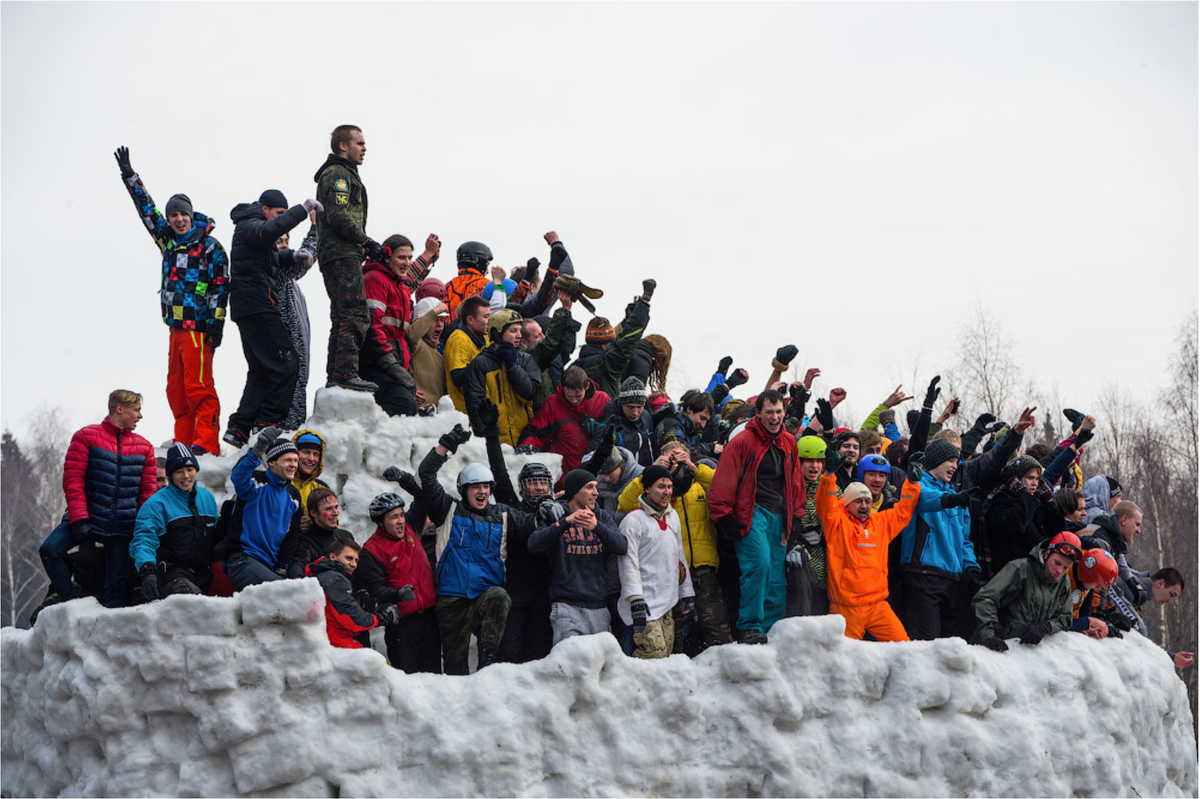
[618,497,695,624]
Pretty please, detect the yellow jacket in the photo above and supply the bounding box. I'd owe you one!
[619,464,719,568]
[443,327,483,413]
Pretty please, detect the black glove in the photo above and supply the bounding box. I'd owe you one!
[497,341,519,368]
[538,497,566,524]
[963,565,984,590]
[417,405,438,417]
[438,424,472,454]
[923,375,942,409]
[1104,612,1133,632]
[1127,577,1149,606]
[387,585,416,603]
[477,398,502,438]
[375,604,402,626]
[114,146,133,179]
[1033,480,1055,504]
[973,412,997,429]
[514,444,537,455]
[382,466,422,496]
[641,279,656,301]
[69,520,92,544]
[775,345,799,367]
[987,421,1008,434]
[1074,427,1094,447]
[678,596,696,621]
[940,488,976,509]
[717,356,733,377]
[725,368,749,389]
[252,426,282,460]
[363,238,387,263]
[206,327,223,350]
[715,515,741,541]
[789,382,809,403]
[906,451,925,482]
[525,257,540,285]
[815,397,834,429]
[980,637,1008,652]
[1063,408,1085,431]
[1106,623,1124,639]
[139,564,159,601]
[824,446,844,473]
[630,598,649,633]
[1019,621,1052,646]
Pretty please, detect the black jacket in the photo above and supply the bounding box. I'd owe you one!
[287,525,356,579]
[591,400,655,467]
[229,202,310,321]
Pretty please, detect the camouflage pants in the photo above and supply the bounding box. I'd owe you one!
[437,587,512,675]
[632,612,675,659]
[674,565,731,653]
[321,257,371,383]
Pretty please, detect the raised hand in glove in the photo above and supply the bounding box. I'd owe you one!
[438,424,472,454]
[717,356,734,377]
[477,398,502,438]
[363,238,387,263]
[383,466,422,496]
[824,445,844,473]
[641,279,657,301]
[980,637,1009,652]
[375,604,402,626]
[906,451,925,482]
[973,412,997,429]
[1019,621,1052,646]
[139,564,159,601]
[114,145,134,178]
[302,198,324,213]
[923,375,942,409]
[815,397,834,430]
[252,426,283,460]
[1033,480,1055,504]
[1073,427,1095,448]
[497,341,519,367]
[773,345,799,372]
[726,368,749,389]
[630,597,649,633]
[525,258,540,285]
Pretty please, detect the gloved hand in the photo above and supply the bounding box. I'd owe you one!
[388,585,416,603]
[476,398,502,438]
[1105,612,1133,632]
[206,327,223,350]
[980,637,1009,652]
[383,466,422,496]
[252,426,282,460]
[302,198,324,213]
[630,597,649,633]
[717,356,734,376]
[726,368,749,389]
[525,257,540,285]
[923,375,941,409]
[824,445,843,473]
[514,444,537,455]
[815,397,834,429]
[417,404,438,417]
[438,424,472,454]
[375,604,402,626]
[906,451,925,482]
[538,497,565,524]
[678,597,695,621]
[940,487,977,509]
[715,515,741,541]
[878,409,896,428]
[1063,408,1085,431]
[497,341,519,367]
[1074,427,1094,447]
[363,238,387,263]
[973,412,997,429]
[290,248,313,271]
[139,564,159,601]
[69,520,92,544]
[1106,623,1123,639]
[963,565,984,590]
[114,145,134,178]
[987,421,1008,435]
[1127,577,1149,606]
[1019,621,1052,646]
[641,278,657,301]
[1033,480,1055,504]
[775,345,799,368]
[785,546,805,569]
[789,382,809,402]
[800,527,821,546]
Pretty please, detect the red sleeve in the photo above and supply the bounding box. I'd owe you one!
[363,271,394,355]
[63,429,91,524]
[138,441,157,505]
[519,397,559,448]
[708,437,746,521]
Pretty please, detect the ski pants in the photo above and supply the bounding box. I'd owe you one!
[735,505,787,635]
[167,329,220,453]
[227,312,298,436]
[833,600,910,642]
[437,587,511,675]
[322,257,371,384]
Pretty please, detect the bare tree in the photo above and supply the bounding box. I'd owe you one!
[952,301,1023,424]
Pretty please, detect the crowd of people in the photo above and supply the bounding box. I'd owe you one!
[30,125,1193,678]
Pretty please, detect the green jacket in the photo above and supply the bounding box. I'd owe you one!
[971,541,1072,641]
[313,155,368,263]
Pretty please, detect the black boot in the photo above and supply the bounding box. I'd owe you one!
[477,641,500,670]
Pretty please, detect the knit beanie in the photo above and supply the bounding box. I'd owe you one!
[600,449,625,475]
[164,442,199,476]
[563,469,596,503]
[842,482,872,506]
[294,432,323,452]
[266,440,299,463]
[618,377,648,406]
[414,296,449,320]
[641,464,673,491]
[586,317,616,346]
[924,438,960,472]
[258,189,288,209]
[1106,476,1122,498]
[165,193,193,218]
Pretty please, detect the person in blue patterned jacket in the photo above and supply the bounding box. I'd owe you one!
[114,146,229,455]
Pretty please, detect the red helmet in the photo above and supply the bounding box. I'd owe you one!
[1047,531,1084,562]
[1077,548,1119,587]
[417,277,446,302]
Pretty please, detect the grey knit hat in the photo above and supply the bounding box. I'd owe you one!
[924,438,960,472]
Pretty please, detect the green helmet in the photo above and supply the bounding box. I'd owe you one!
[488,308,523,343]
[796,435,827,460]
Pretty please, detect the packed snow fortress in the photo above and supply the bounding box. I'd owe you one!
[2,391,1196,798]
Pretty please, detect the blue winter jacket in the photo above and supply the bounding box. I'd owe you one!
[230,451,300,569]
[130,483,219,572]
[899,471,979,576]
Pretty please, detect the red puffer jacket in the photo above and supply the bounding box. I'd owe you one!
[63,418,157,538]
[363,261,413,368]
[708,416,806,543]
[518,381,611,480]
[359,526,436,616]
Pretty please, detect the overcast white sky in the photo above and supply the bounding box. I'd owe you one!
[2,2,1196,446]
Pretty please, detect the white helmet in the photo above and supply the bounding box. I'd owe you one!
[456,463,495,495]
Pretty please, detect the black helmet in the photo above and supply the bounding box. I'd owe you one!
[518,462,553,499]
[456,241,493,272]
[369,492,406,523]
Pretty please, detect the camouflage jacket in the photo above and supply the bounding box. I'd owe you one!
[313,155,368,263]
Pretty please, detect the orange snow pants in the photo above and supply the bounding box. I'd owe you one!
[832,600,910,642]
[167,329,220,454]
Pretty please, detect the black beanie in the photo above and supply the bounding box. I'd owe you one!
[164,442,199,476]
[563,469,596,503]
[165,193,193,218]
[641,464,672,490]
[258,189,288,209]
[1106,476,1122,498]
[924,438,960,472]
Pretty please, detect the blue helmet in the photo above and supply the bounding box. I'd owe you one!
[857,453,891,480]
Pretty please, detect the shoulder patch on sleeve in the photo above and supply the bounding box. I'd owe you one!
[334,179,348,192]
[335,193,349,205]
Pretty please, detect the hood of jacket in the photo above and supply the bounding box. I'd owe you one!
[230,202,266,225]
[292,429,327,487]
[173,211,216,246]
[1027,541,1059,585]
[362,260,397,283]
[314,153,358,183]
[306,555,348,578]
[1081,474,1111,520]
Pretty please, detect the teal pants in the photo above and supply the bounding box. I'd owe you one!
[735,505,786,634]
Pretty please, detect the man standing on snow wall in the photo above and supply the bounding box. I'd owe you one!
[313,124,386,393]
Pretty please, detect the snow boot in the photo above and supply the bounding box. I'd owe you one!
[741,630,768,645]
[477,641,501,670]
[326,376,379,393]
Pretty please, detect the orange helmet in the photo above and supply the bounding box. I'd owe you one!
[1078,548,1119,588]
[1047,531,1083,562]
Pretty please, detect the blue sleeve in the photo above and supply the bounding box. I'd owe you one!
[915,481,944,514]
[883,421,901,442]
[231,452,261,497]
[130,497,163,571]
[1041,444,1077,488]
[960,515,979,570]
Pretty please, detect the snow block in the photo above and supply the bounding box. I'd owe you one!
[239,578,324,628]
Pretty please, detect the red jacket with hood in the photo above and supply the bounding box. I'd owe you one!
[518,381,611,480]
[707,416,806,543]
[363,260,413,368]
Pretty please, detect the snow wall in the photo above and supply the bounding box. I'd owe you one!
[2,389,1196,797]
